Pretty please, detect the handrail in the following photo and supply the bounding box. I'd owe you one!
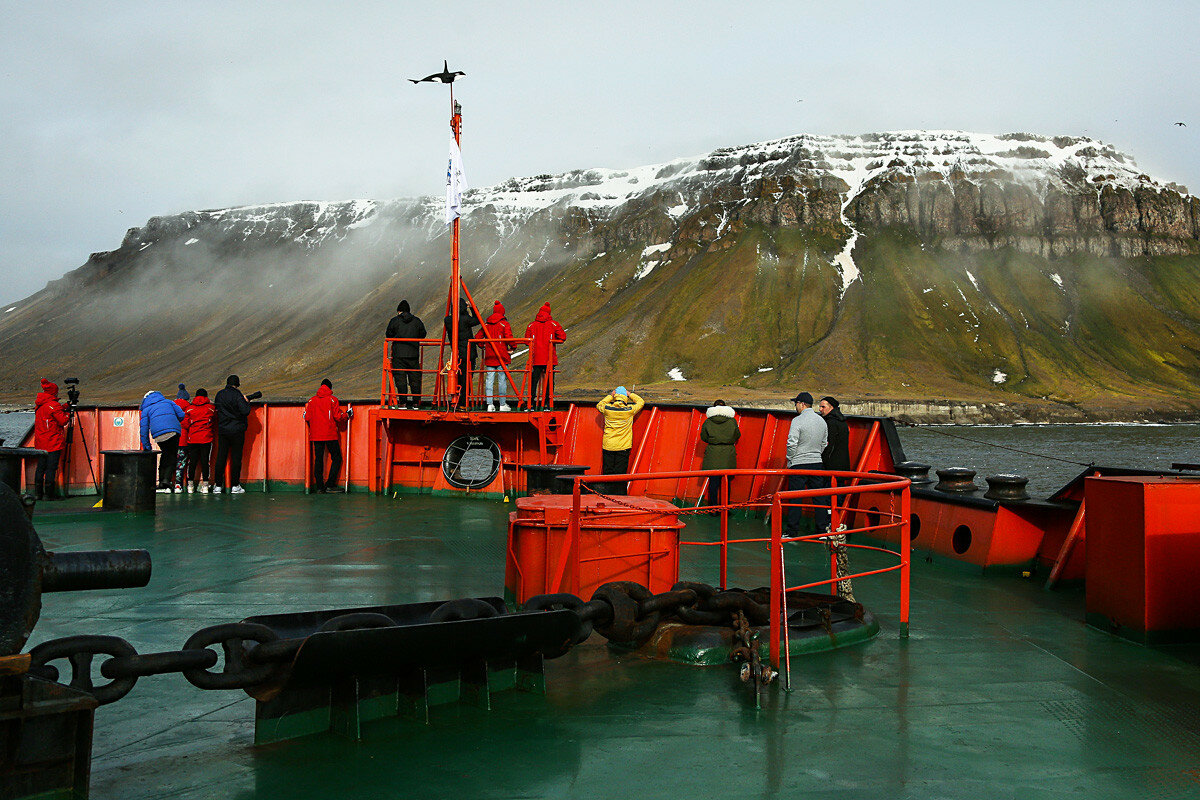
[379,336,556,410]
[561,467,911,679]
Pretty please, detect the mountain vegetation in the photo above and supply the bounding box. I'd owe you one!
[1,131,1197,419]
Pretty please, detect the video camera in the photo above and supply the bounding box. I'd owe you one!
[64,377,80,407]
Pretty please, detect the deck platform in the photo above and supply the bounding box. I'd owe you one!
[24,491,1200,799]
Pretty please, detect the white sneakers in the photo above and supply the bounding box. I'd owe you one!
[487,404,496,412]
[499,404,511,412]
[230,485,246,494]
[213,486,222,494]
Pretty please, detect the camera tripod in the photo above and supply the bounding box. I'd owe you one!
[61,379,100,497]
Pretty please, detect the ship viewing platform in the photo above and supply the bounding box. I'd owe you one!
[24,490,1200,800]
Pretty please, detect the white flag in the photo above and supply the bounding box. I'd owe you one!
[446,139,467,224]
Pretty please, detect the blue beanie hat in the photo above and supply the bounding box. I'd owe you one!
[615,386,628,397]
[176,384,190,400]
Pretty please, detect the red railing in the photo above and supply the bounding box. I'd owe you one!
[380,337,557,410]
[560,468,911,674]
[768,473,911,683]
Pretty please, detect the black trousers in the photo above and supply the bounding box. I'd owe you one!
[784,463,830,536]
[214,432,245,488]
[187,442,211,484]
[35,449,62,498]
[311,440,343,490]
[392,356,421,406]
[156,434,180,487]
[706,474,724,507]
[601,449,630,495]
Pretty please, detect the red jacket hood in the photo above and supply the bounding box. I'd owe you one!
[36,391,59,407]
[535,303,552,322]
[486,308,507,325]
[191,395,210,406]
[315,385,332,398]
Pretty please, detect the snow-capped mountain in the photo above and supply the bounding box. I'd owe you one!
[1,131,1197,415]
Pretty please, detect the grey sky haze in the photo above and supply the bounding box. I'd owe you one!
[2,1,1197,306]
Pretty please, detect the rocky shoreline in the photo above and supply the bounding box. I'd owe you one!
[5,395,1198,426]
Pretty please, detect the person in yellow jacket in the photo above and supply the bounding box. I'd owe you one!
[597,386,645,494]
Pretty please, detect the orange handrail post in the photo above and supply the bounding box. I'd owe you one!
[769,493,784,670]
[900,480,911,639]
[719,473,729,589]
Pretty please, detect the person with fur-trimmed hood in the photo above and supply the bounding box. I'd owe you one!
[33,378,69,500]
[700,399,741,506]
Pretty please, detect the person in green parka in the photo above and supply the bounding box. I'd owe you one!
[700,399,740,506]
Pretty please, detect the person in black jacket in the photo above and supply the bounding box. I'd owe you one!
[385,300,427,409]
[818,396,851,471]
[213,375,253,494]
[818,395,855,600]
[443,297,479,408]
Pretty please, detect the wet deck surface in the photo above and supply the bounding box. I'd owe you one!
[26,492,1200,799]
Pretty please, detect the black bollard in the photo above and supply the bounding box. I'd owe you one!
[934,467,978,493]
[101,450,158,511]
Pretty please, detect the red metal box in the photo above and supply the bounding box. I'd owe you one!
[1085,476,1200,644]
[505,494,683,606]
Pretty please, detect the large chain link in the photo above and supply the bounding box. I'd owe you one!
[24,584,859,706]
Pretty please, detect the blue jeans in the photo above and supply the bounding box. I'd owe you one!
[485,367,508,405]
[784,463,829,536]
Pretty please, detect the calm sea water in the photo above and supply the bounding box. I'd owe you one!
[0,411,33,447]
[2,410,1195,499]
[898,423,1200,498]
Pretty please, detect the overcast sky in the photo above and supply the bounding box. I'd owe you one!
[1,1,1196,307]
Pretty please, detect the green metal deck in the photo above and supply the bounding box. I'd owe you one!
[25,491,1200,799]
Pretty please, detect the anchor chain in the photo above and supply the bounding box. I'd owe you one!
[24,584,859,706]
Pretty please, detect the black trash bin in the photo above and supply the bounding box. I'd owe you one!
[0,446,45,494]
[521,464,590,496]
[102,450,158,511]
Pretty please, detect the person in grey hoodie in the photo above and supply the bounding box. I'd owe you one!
[784,391,828,537]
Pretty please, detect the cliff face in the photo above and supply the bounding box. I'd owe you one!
[1,130,1198,413]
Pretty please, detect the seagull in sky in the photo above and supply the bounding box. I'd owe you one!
[1175,122,1187,127]
[409,60,465,85]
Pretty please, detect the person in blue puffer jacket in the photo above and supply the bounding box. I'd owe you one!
[140,390,185,492]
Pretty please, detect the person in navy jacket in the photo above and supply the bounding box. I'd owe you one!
[140,390,185,492]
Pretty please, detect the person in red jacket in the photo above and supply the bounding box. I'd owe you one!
[304,378,350,493]
[33,378,69,500]
[523,302,566,410]
[482,301,515,412]
[182,388,216,493]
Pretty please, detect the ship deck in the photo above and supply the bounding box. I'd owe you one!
[27,491,1200,800]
